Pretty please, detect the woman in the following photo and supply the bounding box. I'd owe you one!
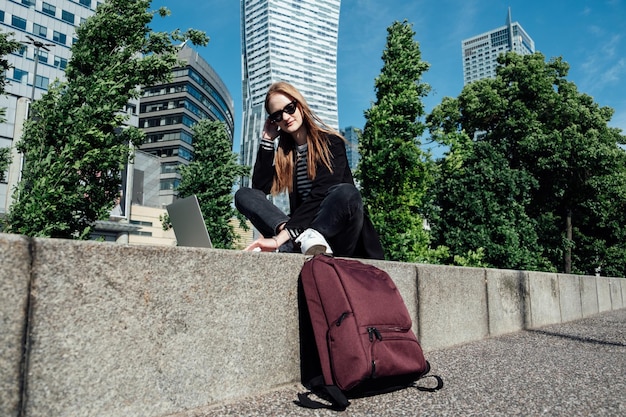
[235,81,383,259]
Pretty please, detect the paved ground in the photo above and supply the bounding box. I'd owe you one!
[172,309,626,417]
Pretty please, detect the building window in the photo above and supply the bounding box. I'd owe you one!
[130,220,153,227]
[125,103,136,115]
[178,147,192,161]
[130,230,153,237]
[160,179,180,191]
[21,0,36,6]
[35,75,49,90]
[11,16,27,30]
[42,2,56,16]
[161,163,178,174]
[61,10,75,24]
[54,56,68,69]
[182,115,195,128]
[79,0,92,7]
[53,31,66,45]
[0,11,4,23]
[12,68,28,83]
[36,50,48,64]
[180,130,193,144]
[33,23,47,37]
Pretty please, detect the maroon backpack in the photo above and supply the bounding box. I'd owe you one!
[297,254,442,411]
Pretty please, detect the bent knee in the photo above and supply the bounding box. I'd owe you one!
[234,187,253,208]
[328,183,360,199]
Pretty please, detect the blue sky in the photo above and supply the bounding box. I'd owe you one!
[150,0,626,152]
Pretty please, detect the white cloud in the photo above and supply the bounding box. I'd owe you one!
[601,57,626,84]
[602,34,622,58]
[580,31,624,92]
[587,25,604,36]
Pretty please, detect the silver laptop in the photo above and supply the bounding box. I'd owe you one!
[166,195,213,248]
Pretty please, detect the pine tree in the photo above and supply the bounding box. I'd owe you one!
[357,20,434,262]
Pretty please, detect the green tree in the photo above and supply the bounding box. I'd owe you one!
[521,59,626,276]
[357,20,434,262]
[0,30,21,97]
[176,120,249,249]
[8,0,208,238]
[427,115,547,270]
[428,52,626,275]
[0,30,21,183]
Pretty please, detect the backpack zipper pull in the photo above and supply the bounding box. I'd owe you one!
[368,327,382,341]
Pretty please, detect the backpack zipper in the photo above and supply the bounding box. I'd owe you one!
[367,327,383,341]
[335,312,349,326]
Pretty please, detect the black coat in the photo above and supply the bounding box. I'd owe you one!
[252,134,384,260]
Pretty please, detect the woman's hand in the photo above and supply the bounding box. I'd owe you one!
[244,229,289,252]
[262,118,280,140]
[244,237,280,252]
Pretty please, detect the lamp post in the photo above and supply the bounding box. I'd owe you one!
[24,35,55,105]
[13,36,55,184]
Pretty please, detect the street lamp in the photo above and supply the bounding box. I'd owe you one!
[24,35,55,104]
[13,35,55,185]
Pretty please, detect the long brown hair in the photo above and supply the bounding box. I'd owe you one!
[265,82,341,195]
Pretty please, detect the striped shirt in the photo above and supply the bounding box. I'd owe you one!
[296,143,312,201]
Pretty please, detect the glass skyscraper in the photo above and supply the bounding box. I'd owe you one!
[340,126,360,173]
[239,0,341,187]
[138,43,234,207]
[462,8,535,85]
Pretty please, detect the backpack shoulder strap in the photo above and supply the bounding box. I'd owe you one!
[296,376,350,411]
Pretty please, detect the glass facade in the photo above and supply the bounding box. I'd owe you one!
[240,0,341,187]
[137,44,235,206]
[340,126,361,173]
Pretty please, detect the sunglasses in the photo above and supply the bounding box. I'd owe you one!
[269,100,298,123]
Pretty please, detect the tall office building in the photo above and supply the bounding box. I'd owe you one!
[462,8,535,85]
[138,43,235,207]
[340,126,360,173]
[0,0,99,214]
[239,0,341,188]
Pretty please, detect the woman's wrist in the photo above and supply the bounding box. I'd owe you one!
[272,229,290,247]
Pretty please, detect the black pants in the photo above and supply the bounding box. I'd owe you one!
[234,184,364,257]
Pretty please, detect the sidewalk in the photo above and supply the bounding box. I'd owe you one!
[172,308,626,417]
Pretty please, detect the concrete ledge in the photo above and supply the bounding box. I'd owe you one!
[25,239,303,417]
[486,269,528,336]
[580,276,599,317]
[416,265,488,351]
[527,271,561,327]
[597,277,613,312]
[0,234,31,417]
[558,273,583,322]
[609,278,624,309]
[0,233,624,417]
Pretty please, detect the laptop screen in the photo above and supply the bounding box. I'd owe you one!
[166,195,213,248]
